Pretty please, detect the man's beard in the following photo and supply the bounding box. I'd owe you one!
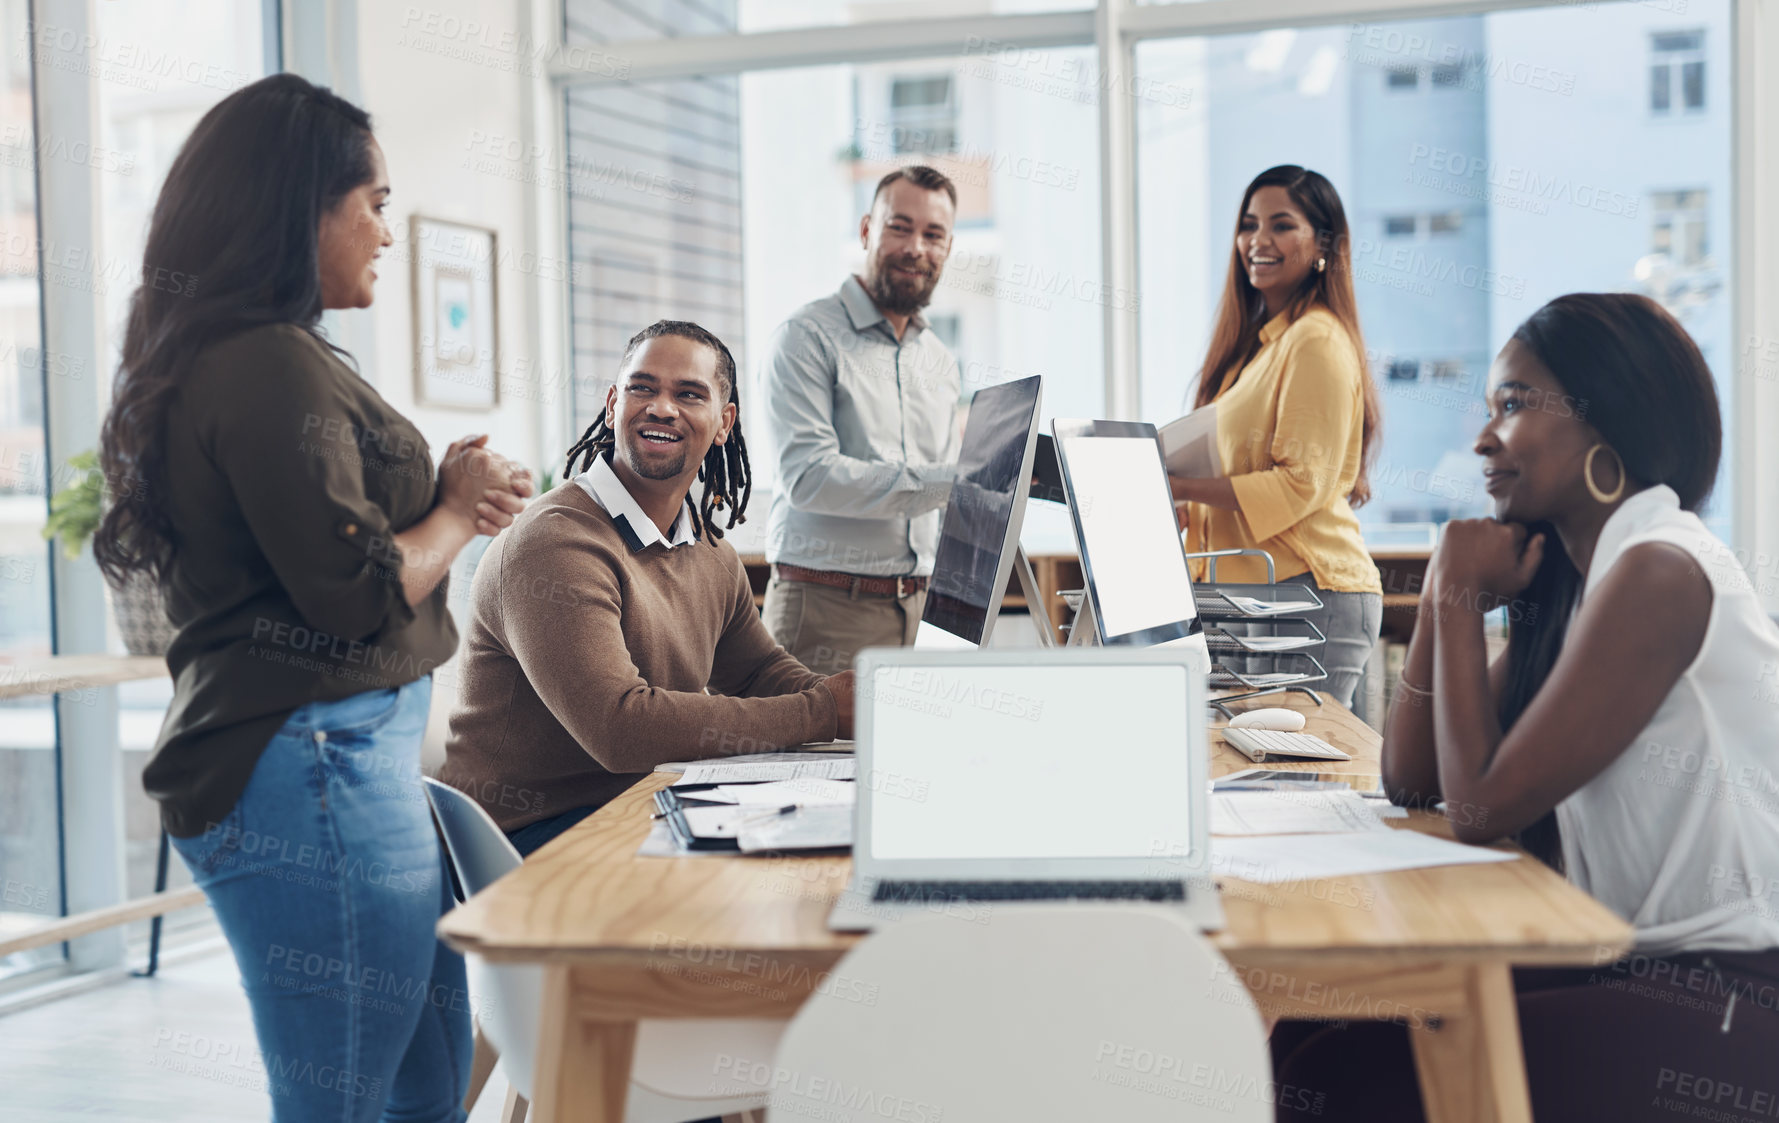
[865,257,941,317]
[621,439,689,480]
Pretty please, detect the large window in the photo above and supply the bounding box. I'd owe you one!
[0,0,56,980]
[90,0,269,915]
[555,0,1738,550]
[0,0,268,983]
[1136,1,1733,539]
[563,5,1105,515]
[563,0,1090,41]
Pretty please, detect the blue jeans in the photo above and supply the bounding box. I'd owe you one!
[172,677,470,1123]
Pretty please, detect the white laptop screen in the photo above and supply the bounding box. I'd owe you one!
[1057,434,1197,639]
[866,663,1193,860]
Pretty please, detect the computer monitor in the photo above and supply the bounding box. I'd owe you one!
[1052,419,1205,651]
[919,375,1043,646]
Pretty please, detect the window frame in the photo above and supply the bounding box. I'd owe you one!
[1650,27,1708,115]
[1650,188,1712,268]
[544,0,1776,609]
[886,72,960,156]
[8,0,284,987]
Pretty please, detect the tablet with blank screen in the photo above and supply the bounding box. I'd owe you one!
[1053,419,1201,646]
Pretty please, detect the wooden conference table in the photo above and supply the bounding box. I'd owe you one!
[439,692,1632,1123]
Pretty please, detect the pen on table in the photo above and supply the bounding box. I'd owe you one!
[738,804,800,826]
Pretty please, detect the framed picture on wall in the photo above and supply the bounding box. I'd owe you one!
[411,215,499,409]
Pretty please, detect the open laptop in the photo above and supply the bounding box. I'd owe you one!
[828,648,1224,932]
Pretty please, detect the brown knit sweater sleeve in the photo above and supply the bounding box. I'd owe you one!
[493,512,839,773]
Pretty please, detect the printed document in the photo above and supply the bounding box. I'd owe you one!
[1211,789,1390,836]
[686,779,858,806]
[1212,829,1518,883]
[654,744,853,773]
[1159,407,1222,479]
[737,804,854,852]
[674,757,857,785]
[1221,595,1323,617]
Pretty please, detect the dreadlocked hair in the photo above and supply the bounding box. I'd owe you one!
[562,319,752,542]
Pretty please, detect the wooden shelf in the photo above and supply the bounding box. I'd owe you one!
[0,653,168,701]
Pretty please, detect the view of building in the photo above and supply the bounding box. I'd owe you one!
[564,0,1732,540]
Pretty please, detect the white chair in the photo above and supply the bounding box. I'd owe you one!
[421,778,787,1123]
[763,907,1275,1122]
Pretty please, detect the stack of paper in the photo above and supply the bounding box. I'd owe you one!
[1212,831,1517,883]
[1209,785,1519,881]
[738,803,851,852]
[642,755,860,858]
[1221,595,1323,617]
[674,757,856,785]
[683,778,857,806]
[1211,789,1388,836]
[1228,635,1322,653]
[654,745,853,774]
[1216,671,1319,686]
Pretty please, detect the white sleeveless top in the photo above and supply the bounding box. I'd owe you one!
[1557,484,1779,955]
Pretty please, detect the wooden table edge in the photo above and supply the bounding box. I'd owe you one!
[438,929,1633,970]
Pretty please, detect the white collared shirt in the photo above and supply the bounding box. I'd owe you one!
[573,453,697,551]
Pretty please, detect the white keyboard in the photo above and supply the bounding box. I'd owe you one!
[1220,727,1352,762]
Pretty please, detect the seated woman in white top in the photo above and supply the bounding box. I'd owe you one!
[1272,293,1779,1123]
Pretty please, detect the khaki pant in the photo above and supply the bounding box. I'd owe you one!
[761,574,925,675]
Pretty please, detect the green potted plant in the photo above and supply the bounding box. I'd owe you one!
[41,450,177,656]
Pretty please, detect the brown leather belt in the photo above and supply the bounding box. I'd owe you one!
[773,563,928,598]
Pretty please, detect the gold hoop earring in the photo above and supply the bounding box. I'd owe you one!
[1584,443,1626,504]
[1314,257,1327,273]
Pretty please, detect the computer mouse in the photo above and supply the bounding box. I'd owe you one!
[1229,707,1306,732]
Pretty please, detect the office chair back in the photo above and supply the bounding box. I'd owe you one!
[422,776,543,1108]
[420,776,787,1120]
[422,776,522,897]
[767,907,1274,1121]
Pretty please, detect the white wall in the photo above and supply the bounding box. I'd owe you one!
[350,0,556,483]
[334,0,564,763]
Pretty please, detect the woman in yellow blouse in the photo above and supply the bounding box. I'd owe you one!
[1171,165,1384,712]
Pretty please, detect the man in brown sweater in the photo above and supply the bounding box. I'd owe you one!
[441,321,855,855]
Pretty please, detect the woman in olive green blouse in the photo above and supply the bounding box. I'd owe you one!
[95,75,529,1122]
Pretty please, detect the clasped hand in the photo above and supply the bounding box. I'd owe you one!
[438,434,533,537]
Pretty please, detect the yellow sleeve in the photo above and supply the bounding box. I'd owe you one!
[1226,326,1362,544]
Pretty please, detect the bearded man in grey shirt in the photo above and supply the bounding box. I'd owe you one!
[760,166,963,674]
